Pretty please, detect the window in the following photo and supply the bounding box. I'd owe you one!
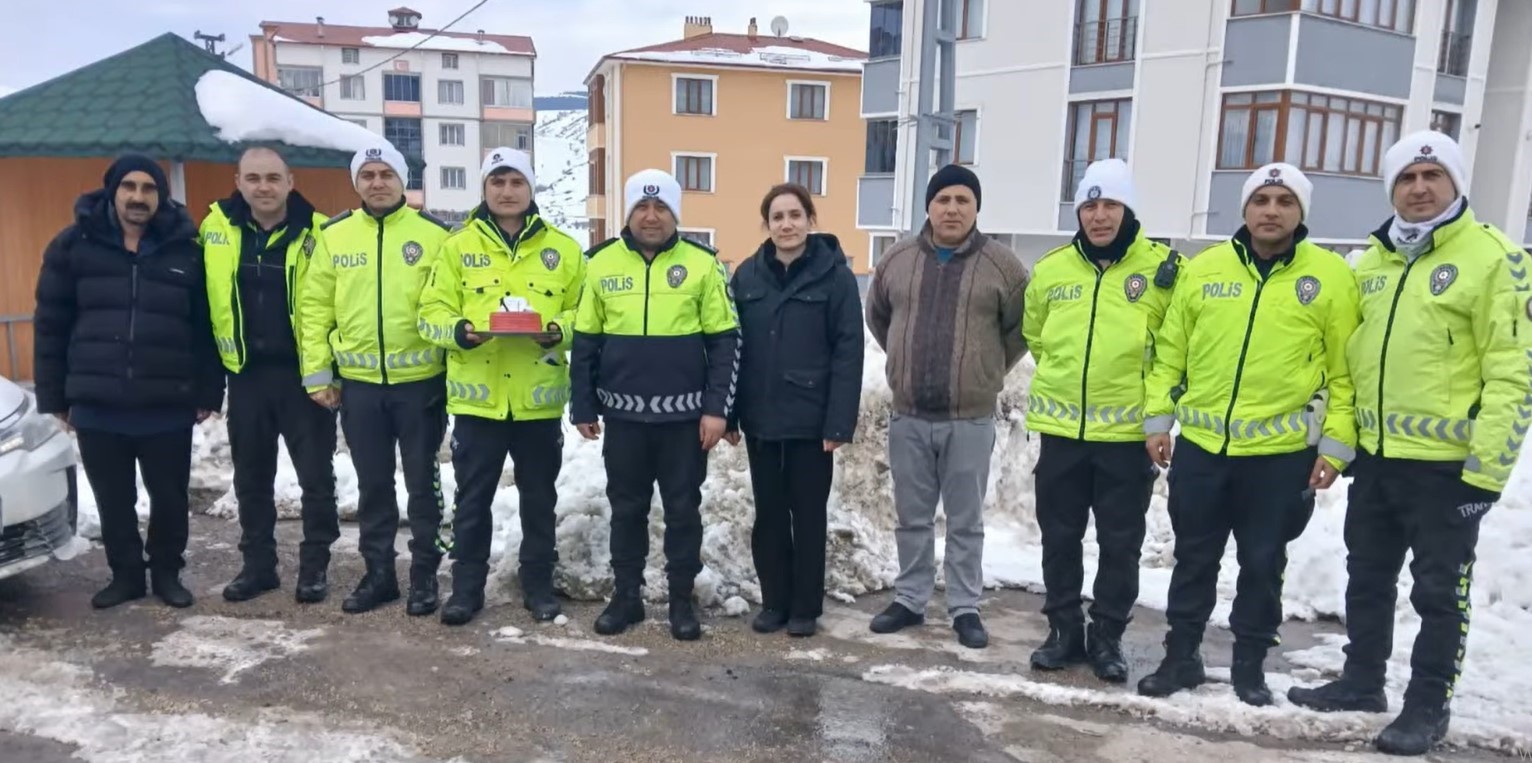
[440,167,467,190]
[680,230,714,248]
[1217,91,1402,176]
[1230,0,1414,33]
[383,118,424,190]
[481,76,533,108]
[342,48,360,64]
[345,118,369,128]
[787,159,828,195]
[442,52,459,69]
[869,1,904,58]
[674,154,715,192]
[438,80,465,105]
[870,234,897,268]
[789,82,828,120]
[589,147,607,196]
[439,123,466,146]
[482,121,533,153]
[674,76,715,116]
[1075,0,1139,65]
[939,0,985,38]
[866,119,898,173]
[589,75,607,125]
[1431,110,1462,141]
[1062,99,1132,199]
[383,73,421,102]
[277,66,322,98]
[1439,0,1475,76]
[340,75,365,100]
[952,110,978,165]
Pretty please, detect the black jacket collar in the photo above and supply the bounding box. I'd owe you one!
[750,232,843,285]
[216,190,319,251]
[74,188,196,252]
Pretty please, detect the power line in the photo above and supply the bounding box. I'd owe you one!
[284,0,492,92]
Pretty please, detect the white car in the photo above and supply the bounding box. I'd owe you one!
[0,374,78,581]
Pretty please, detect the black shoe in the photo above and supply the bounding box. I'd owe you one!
[222,568,280,603]
[1086,621,1128,683]
[1288,675,1389,714]
[786,617,818,637]
[521,576,562,622]
[594,589,645,636]
[869,603,925,634]
[1375,703,1450,756]
[953,613,989,649]
[441,589,485,626]
[151,570,194,609]
[91,574,146,610]
[406,564,440,617]
[1137,633,1207,698]
[295,564,328,604]
[1232,644,1273,707]
[669,598,702,641]
[752,608,789,634]
[1031,621,1087,670]
[342,566,400,614]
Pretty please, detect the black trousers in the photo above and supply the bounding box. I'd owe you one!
[449,414,563,585]
[1034,434,1156,630]
[604,418,707,594]
[227,364,338,572]
[76,427,194,576]
[339,375,448,568]
[1342,453,1484,707]
[745,437,833,619]
[1164,437,1316,648]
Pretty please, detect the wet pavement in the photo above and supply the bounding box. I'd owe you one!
[0,515,1506,763]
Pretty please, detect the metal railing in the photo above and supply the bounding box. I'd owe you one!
[1074,17,1138,66]
[1438,30,1471,77]
[1,314,31,382]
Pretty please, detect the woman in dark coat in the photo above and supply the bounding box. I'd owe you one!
[726,184,865,637]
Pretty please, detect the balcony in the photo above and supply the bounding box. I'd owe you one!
[1438,30,1471,77]
[1073,17,1137,67]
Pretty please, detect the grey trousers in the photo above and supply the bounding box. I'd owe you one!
[888,413,997,618]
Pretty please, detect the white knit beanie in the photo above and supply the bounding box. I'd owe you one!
[1383,130,1466,201]
[1074,158,1137,213]
[350,144,410,190]
[480,147,536,189]
[1241,162,1313,221]
[624,169,682,224]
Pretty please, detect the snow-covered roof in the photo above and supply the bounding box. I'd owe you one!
[612,45,863,72]
[195,70,383,153]
[359,32,510,54]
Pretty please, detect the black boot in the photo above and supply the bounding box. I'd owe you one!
[521,571,561,622]
[441,572,486,627]
[869,602,925,634]
[342,564,400,614]
[222,567,280,603]
[1031,620,1087,670]
[1288,674,1389,714]
[1086,621,1128,683]
[406,561,440,617]
[953,613,989,649]
[594,586,645,635]
[1231,643,1273,707]
[294,559,329,604]
[669,597,702,641]
[91,573,147,610]
[1137,631,1207,697]
[753,608,789,634]
[1375,703,1450,756]
[151,570,194,609]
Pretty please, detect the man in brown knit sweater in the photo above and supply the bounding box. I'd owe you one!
[864,164,1030,649]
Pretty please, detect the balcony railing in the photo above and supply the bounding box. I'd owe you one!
[1438,30,1471,77]
[1074,17,1138,66]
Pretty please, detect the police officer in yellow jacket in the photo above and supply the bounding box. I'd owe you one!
[1023,159,1175,683]
[571,169,740,642]
[298,144,452,616]
[1137,163,1360,706]
[1288,132,1532,756]
[417,148,585,627]
[203,146,337,605]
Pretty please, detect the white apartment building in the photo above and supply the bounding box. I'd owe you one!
[252,7,536,219]
[858,0,1532,264]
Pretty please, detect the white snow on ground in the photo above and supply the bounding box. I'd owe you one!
[532,109,589,234]
[359,32,512,54]
[150,616,325,685]
[196,70,386,153]
[0,635,464,763]
[492,626,647,657]
[612,46,863,72]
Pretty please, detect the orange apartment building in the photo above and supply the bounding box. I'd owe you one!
[584,16,870,274]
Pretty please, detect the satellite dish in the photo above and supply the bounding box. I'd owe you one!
[770,16,790,37]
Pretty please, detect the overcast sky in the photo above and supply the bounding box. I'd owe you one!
[0,0,870,96]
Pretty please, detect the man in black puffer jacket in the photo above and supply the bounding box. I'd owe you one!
[33,153,225,610]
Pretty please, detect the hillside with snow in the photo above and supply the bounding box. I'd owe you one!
[533,109,589,236]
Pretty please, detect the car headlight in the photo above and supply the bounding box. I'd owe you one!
[0,395,63,457]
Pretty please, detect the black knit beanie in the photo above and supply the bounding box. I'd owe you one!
[926,164,982,211]
[103,153,170,204]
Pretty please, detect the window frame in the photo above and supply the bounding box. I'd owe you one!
[672,152,718,193]
[940,0,986,39]
[952,109,979,166]
[672,73,718,116]
[1061,98,1133,200]
[679,228,716,248]
[1216,89,1403,177]
[865,118,898,174]
[442,52,460,70]
[342,47,360,64]
[1074,0,1139,65]
[868,1,904,59]
[481,121,532,154]
[277,66,323,98]
[480,76,533,108]
[786,80,831,121]
[1229,0,1415,34]
[869,234,898,269]
[439,122,466,146]
[784,156,830,196]
[589,74,607,125]
[1430,109,1462,141]
[439,166,468,191]
[438,79,465,105]
[382,72,422,103]
[339,74,366,101]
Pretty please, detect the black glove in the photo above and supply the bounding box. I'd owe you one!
[1449,479,1499,526]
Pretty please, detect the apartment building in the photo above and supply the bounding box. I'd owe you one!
[251,7,536,220]
[858,0,1532,264]
[585,16,870,274]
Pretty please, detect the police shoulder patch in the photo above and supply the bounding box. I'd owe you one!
[666,264,688,288]
[302,235,317,258]
[1124,273,1148,303]
[540,247,561,271]
[1295,275,1321,305]
[1430,263,1459,296]
[320,209,354,230]
[584,237,621,260]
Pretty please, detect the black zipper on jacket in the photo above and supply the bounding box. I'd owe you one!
[128,261,139,380]
[1219,261,1268,455]
[1077,267,1106,440]
[375,218,389,385]
[230,277,246,368]
[1375,259,1417,458]
[642,258,654,335]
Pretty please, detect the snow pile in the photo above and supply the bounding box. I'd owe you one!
[614,45,863,72]
[359,32,513,55]
[532,109,590,235]
[150,616,324,685]
[196,70,387,153]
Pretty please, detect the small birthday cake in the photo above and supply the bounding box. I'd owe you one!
[488,296,543,333]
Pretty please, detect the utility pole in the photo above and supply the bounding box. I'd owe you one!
[906,0,958,236]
